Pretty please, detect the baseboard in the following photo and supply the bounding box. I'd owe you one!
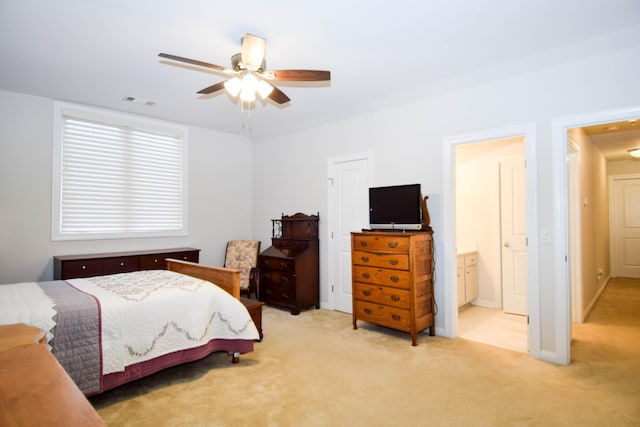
[540,349,568,365]
[583,276,610,321]
[470,299,500,309]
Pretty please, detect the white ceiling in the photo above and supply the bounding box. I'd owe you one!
[2,1,640,143]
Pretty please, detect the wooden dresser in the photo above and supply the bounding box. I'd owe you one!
[351,231,435,345]
[53,247,200,280]
[259,213,319,315]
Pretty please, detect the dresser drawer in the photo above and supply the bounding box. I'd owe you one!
[165,250,199,263]
[352,250,409,270]
[352,265,411,289]
[260,256,295,272]
[139,254,168,270]
[352,234,410,253]
[353,282,410,309]
[140,250,199,269]
[464,253,477,267]
[261,280,295,302]
[354,300,411,331]
[261,270,295,288]
[60,259,104,279]
[103,256,139,274]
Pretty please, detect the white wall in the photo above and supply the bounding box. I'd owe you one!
[608,159,640,176]
[567,128,610,317]
[0,90,253,283]
[252,40,640,359]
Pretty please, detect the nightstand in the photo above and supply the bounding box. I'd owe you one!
[240,297,264,341]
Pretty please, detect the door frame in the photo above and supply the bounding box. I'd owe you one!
[442,123,540,358]
[568,137,583,323]
[326,151,373,310]
[552,104,640,365]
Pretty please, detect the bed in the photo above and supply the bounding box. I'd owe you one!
[0,259,260,395]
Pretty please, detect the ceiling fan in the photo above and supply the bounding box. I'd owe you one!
[159,33,330,105]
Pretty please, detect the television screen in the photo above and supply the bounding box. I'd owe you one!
[369,184,422,230]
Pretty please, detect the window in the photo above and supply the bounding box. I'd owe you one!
[52,102,188,240]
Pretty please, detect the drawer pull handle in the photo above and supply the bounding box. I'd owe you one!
[82,265,86,270]
[364,308,372,315]
[390,276,399,282]
[363,290,371,296]
[389,259,398,266]
[359,241,367,247]
[390,295,400,302]
[120,262,124,266]
[362,272,370,279]
[388,241,398,248]
[361,256,369,262]
[392,314,401,321]
[183,256,187,260]
[280,262,289,269]
[154,259,158,263]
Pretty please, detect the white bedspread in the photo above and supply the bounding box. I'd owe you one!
[68,270,259,374]
[0,282,56,349]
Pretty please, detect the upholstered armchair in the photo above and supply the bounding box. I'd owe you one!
[223,240,261,299]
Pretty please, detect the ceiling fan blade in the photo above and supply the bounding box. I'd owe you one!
[197,81,227,95]
[268,86,291,104]
[270,69,331,81]
[158,53,227,72]
[241,33,266,71]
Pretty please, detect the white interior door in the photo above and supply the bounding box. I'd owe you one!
[328,156,370,313]
[611,175,640,278]
[500,156,528,315]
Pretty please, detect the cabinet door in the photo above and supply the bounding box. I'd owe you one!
[465,266,479,302]
[457,267,465,307]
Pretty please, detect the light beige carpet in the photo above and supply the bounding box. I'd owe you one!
[91,278,640,426]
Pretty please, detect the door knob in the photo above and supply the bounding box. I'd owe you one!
[504,242,511,247]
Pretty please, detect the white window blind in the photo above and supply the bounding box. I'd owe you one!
[53,103,187,240]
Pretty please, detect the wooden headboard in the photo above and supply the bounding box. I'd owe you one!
[165,259,241,299]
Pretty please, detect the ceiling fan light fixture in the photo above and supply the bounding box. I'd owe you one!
[224,77,242,97]
[628,148,640,158]
[257,80,274,99]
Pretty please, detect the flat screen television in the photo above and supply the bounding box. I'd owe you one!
[368,184,423,231]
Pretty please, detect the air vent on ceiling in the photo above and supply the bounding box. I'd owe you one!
[122,96,155,106]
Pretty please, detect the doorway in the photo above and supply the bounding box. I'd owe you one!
[455,137,528,352]
[552,104,640,365]
[442,122,540,357]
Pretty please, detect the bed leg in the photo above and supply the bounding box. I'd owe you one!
[232,352,240,364]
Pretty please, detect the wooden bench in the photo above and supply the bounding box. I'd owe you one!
[0,324,106,427]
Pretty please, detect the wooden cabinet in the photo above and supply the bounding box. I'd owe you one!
[259,213,319,315]
[53,248,200,280]
[351,231,434,346]
[457,252,478,308]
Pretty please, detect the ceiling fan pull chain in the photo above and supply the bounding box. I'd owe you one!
[240,100,246,129]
